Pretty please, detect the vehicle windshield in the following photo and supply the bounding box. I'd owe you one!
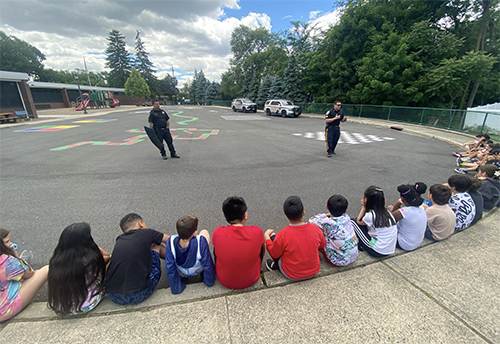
[241,99,253,104]
[284,101,293,105]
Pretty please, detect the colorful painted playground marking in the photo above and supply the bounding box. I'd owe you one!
[171,111,199,125]
[51,135,146,151]
[73,119,117,123]
[126,128,219,140]
[14,125,79,132]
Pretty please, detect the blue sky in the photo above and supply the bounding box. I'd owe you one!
[225,0,339,32]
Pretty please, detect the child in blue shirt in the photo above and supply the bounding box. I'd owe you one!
[165,215,215,294]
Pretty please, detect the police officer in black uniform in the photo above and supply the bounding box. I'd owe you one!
[148,100,180,159]
[325,100,347,157]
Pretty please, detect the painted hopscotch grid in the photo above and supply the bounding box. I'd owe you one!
[220,115,270,121]
[293,131,395,144]
[73,119,117,123]
[14,125,79,132]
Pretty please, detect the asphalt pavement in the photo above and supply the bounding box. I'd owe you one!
[0,106,498,343]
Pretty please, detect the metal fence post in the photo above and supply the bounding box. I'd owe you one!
[387,106,392,121]
[419,108,425,125]
[447,110,455,129]
[480,113,489,134]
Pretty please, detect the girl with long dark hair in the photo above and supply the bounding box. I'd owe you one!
[389,183,428,251]
[352,186,397,258]
[1,228,48,322]
[48,223,110,315]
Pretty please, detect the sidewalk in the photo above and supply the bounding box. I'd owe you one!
[1,107,498,343]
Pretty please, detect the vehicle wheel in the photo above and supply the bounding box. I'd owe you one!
[253,108,257,113]
[282,110,287,118]
[266,109,271,116]
[232,106,236,112]
[243,108,247,113]
[294,114,300,118]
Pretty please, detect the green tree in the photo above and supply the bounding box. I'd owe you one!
[159,74,178,104]
[268,76,284,99]
[105,29,131,88]
[195,70,208,105]
[283,54,305,102]
[39,68,107,86]
[124,68,150,97]
[427,51,496,108]
[134,31,159,97]
[257,75,272,106]
[220,69,240,100]
[0,31,45,78]
[205,81,220,104]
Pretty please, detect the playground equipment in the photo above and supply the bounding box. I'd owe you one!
[75,91,119,110]
[75,93,90,111]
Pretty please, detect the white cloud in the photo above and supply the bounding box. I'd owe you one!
[0,0,272,87]
[308,7,343,35]
[308,10,322,20]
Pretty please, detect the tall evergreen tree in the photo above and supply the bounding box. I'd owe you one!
[268,76,284,99]
[284,54,305,102]
[257,75,272,106]
[105,29,131,88]
[195,70,208,105]
[134,31,159,97]
[189,70,198,103]
[205,81,220,104]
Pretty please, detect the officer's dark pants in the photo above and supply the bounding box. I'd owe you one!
[325,126,340,154]
[155,127,176,156]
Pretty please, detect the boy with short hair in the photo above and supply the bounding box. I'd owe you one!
[105,213,168,305]
[309,195,358,267]
[448,175,476,231]
[265,196,326,280]
[424,184,456,241]
[165,215,215,294]
[212,196,265,290]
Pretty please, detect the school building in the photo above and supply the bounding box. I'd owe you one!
[0,70,143,119]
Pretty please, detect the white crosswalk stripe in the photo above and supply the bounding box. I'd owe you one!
[293,131,395,145]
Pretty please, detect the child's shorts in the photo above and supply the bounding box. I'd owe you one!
[0,293,23,322]
[107,251,161,305]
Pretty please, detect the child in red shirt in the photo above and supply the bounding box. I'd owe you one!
[212,196,265,290]
[265,196,326,280]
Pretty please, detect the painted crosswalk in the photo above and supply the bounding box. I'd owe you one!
[293,131,395,144]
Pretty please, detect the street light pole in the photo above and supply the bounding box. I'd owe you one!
[74,74,88,114]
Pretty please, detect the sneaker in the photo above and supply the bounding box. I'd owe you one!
[454,168,468,174]
[452,152,461,157]
[19,250,33,265]
[171,154,180,158]
[456,158,462,166]
[327,154,331,158]
[266,259,279,271]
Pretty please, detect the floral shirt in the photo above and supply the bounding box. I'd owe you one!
[309,213,358,266]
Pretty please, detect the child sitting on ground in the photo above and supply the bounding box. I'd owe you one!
[104,213,168,305]
[309,194,358,267]
[165,215,215,294]
[423,184,456,241]
[352,186,398,258]
[212,196,265,290]
[476,164,500,211]
[389,183,428,252]
[447,175,476,231]
[1,228,49,322]
[265,196,326,280]
[466,176,483,225]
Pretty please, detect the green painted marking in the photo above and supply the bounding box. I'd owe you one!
[171,111,199,125]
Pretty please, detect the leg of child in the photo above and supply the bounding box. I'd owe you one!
[350,220,388,258]
[151,244,166,259]
[18,265,49,308]
[199,229,210,245]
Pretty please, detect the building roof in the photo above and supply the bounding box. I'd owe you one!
[0,70,30,81]
[27,81,124,93]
